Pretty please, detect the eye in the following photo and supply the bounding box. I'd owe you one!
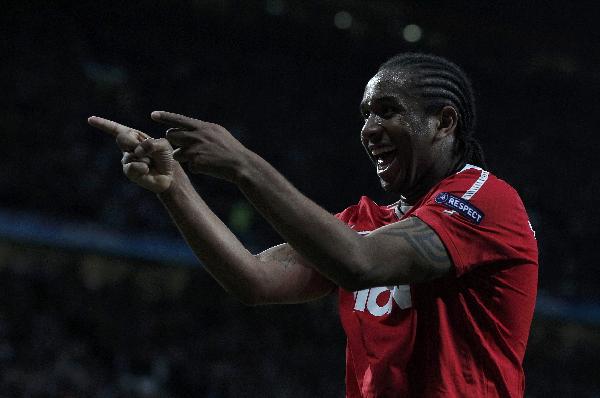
[360,99,402,121]
[379,105,398,119]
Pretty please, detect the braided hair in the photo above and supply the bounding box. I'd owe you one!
[379,53,487,169]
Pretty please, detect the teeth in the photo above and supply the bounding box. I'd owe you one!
[371,147,396,156]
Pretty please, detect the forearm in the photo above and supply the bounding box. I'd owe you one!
[89,113,337,302]
[158,165,270,303]
[236,153,372,290]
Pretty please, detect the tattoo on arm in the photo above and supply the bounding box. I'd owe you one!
[257,244,302,271]
[280,250,298,270]
[255,243,335,302]
[377,217,450,271]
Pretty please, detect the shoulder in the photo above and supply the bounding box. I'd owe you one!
[429,165,525,216]
[412,165,538,275]
[413,164,535,244]
[439,165,517,197]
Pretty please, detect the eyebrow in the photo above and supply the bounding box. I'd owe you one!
[359,95,405,113]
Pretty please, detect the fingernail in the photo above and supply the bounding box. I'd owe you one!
[151,111,161,119]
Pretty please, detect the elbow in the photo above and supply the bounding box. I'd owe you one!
[332,257,375,292]
[338,259,422,290]
[336,272,372,292]
[331,251,412,291]
[228,288,268,307]
[330,239,385,291]
[336,279,365,293]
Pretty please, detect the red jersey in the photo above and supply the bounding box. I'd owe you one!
[408,166,538,397]
[336,196,414,397]
[336,165,538,398]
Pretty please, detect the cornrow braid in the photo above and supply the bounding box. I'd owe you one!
[379,53,487,169]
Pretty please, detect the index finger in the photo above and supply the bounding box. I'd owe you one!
[87,116,151,140]
[151,111,201,129]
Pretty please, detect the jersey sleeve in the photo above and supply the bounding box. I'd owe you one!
[412,168,537,276]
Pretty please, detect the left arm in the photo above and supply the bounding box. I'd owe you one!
[159,111,452,290]
[233,150,451,290]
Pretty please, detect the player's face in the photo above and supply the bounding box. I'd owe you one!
[360,70,438,198]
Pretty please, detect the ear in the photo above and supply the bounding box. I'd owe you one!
[434,106,458,140]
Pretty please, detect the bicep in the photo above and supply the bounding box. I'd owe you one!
[255,243,336,304]
[364,216,452,284]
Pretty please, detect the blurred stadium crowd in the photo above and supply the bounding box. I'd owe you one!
[0,243,344,397]
[3,0,599,396]
[0,244,598,397]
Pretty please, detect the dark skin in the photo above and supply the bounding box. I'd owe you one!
[360,70,461,203]
[88,69,459,304]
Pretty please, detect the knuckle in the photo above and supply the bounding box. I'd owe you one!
[135,143,150,156]
[123,162,147,178]
[124,162,136,171]
[139,139,159,153]
[151,138,170,152]
[121,153,132,164]
[123,163,133,175]
[183,131,199,140]
[140,138,154,148]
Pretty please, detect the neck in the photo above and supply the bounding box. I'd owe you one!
[402,155,464,205]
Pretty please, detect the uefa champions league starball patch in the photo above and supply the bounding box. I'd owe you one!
[435,192,484,224]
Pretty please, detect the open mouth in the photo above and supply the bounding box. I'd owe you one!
[371,146,397,172]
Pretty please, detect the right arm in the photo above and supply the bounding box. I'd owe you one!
[88,116,335,305]
[159,165,335,304]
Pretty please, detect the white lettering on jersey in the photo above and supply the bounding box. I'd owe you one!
[349,229,412,316]
[352,285,412,316]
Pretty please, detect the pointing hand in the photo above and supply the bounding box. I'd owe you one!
[88,116,175,193]
[151,111,251,183]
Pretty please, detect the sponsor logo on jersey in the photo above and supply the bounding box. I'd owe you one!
[353,285,412,316]
[435,192,484,224]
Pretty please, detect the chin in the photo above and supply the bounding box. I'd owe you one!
[379,178,397,193]
[379,175,411,197]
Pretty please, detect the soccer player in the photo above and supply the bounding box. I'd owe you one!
[89,53,538,397]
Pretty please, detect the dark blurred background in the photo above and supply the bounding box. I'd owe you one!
[2,0,599,396]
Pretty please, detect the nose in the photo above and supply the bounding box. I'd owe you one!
[361,114,384,144]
